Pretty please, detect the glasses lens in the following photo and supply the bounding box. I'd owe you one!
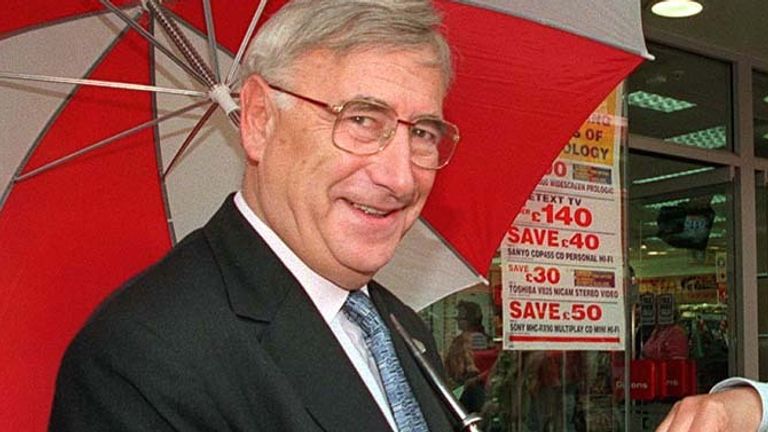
[410,119,459,169]
[332,99,460,169]
[333,101,395,155]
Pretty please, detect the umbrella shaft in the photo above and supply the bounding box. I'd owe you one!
[389,314,484,431]
[145,0,217,88]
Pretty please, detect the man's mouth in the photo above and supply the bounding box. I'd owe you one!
[350,201,392,217]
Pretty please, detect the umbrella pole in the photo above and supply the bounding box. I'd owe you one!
[143,0,216,87]
[390,314,483,432]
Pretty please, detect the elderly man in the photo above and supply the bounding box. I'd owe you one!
[49,1,459,431]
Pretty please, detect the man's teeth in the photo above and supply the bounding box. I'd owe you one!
[352,202,388,216]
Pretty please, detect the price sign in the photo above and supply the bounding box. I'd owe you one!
[501,88,626,351]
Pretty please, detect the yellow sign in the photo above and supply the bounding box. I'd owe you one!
[559,89,624,166]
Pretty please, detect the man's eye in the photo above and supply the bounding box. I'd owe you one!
[350,115,376,127]
[412,126,440,143]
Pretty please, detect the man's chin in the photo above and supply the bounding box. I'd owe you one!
[339,252,396,283]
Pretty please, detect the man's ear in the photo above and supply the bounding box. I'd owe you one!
[239,75,276,163]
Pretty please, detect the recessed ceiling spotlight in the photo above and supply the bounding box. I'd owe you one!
[651,0,703,18]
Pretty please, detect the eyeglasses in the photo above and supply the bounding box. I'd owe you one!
[268,84,460,170]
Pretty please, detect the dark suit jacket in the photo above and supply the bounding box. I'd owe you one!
[50,196,455,431]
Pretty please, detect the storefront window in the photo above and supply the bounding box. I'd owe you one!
[627,43,733,152]
[754,71,768,158]
[421,40,746,429]
[757,172,768,381]
[626,152,733,428]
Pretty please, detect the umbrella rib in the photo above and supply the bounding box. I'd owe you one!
[162,103,219,180]
[99,0,209,87]
[0,71,207,97]
[14,100,211,183]
[225,0,269,86]
[202,0,222,83]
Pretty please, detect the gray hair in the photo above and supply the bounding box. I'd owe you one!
[242,0,453,92]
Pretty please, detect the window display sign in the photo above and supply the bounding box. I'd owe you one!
[639,293,656,326]
[656,294,676,326]
[501,88,626,351]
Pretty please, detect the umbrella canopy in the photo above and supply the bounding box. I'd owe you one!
[0,0,648,430]
[378,0,649,308]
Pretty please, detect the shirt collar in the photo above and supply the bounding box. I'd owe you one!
[233,191,365,324]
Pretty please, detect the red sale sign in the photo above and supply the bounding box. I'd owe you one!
[501,87,626,351]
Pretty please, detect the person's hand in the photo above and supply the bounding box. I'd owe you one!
[656,387,762,431]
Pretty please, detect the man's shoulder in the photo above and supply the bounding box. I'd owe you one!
[70,228,232,354]
[103,228,222,315]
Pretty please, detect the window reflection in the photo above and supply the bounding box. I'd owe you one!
[628,43,732,151]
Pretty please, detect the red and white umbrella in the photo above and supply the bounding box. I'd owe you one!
[378,0,650,308]
[0,0,648,429]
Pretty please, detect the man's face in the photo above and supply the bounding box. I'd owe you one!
[240,48,445,289]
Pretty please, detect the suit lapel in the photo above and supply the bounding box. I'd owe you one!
[260,286,392,432]
[204,197,392,432]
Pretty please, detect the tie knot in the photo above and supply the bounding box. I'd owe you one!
[342,290,384,338]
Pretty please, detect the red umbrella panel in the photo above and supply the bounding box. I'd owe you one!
[0,0,647,429]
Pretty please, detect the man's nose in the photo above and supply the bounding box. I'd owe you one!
[368,125,416,196]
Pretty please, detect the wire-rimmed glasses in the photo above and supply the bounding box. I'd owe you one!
[268,84,460,170]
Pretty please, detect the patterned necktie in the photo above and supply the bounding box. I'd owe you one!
[343,290,429,432]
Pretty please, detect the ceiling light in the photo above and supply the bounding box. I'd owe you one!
[633,167,714,185]
[628,90,696,113]
[666,125,727,149]
[644,198,690,210]
[651,0,703,18]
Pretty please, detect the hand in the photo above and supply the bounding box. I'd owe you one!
[656,387,762,431]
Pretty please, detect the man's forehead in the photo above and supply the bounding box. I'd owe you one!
[289,48,445,115]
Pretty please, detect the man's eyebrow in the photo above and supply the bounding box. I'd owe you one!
[348,94,390,107]
[350,94,442,120]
